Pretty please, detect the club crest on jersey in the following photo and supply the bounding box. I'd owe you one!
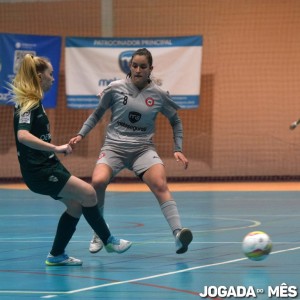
[19,111,31,124]
[98,152,106,160]
[128,111,141,123]
[145,97,154,107]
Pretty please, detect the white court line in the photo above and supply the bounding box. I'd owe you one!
[59,246,300,296]
[1,246,300,298]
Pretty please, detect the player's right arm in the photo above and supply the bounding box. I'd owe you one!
[69,86,113,145]
[68,105,107,147]
[18,129,72,155]
[289,118,300,130]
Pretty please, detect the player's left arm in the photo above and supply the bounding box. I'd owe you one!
[169,113,189,170]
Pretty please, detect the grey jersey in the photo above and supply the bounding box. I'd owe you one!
[79,78,183,152]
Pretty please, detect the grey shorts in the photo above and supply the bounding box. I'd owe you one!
[96,144,164,177]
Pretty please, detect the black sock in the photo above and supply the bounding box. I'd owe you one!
[50,212,80,257]
[82,205,111,245]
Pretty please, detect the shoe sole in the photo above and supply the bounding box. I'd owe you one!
[105,242,132,254]
[176,228,193,254]
[89,245,104,254]
[45,261,83,266]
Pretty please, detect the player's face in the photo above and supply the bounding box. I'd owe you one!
[130,55,153,89]
[39,63,54,92]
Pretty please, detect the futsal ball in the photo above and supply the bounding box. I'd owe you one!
[242,231,272,261]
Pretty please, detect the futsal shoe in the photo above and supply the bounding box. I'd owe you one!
[45,253,83,266]
[105,235,132,253]
[89,233,104,254]
[175,228,193,254]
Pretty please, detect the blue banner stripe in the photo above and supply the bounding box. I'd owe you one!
[67,95,199,109]
[172,95,200,109]
[66,35,202,48]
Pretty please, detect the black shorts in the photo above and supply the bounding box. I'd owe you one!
[22,161,71,200]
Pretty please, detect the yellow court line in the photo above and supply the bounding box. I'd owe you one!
[1,182,300,192]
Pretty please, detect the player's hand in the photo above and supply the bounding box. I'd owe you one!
[290,122,297,130]
[174,152,189,170]
[69,135,83,147]
[54,144,72,156]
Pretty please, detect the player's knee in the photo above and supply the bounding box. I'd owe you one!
[92,177,109,191]
[82,186,98,207]
[150,178,168,194]
[66,202,82,218]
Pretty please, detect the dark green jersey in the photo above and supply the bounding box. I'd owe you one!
[14,102,56,172]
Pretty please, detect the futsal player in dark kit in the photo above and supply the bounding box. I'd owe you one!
[10,54,132,266]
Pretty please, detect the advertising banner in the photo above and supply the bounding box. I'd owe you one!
[0,33,61,108]
[65,36,202,109]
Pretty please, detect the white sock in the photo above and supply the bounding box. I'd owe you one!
[160,200,182,236]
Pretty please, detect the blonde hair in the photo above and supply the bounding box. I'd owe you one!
[9,54,50,115]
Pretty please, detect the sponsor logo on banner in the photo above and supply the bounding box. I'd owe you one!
[14,50,36,73]
[119,50,135,74]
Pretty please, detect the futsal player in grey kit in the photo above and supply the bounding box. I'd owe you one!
[69,48,193,255]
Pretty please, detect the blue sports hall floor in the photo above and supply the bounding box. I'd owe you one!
[0,182,300,299]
